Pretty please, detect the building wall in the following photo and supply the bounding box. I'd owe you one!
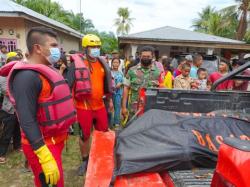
[0,17,80,54]
[123,43,222,59]
[25,20,80,53]
[123,44,132,59]
[58,32,80,53]
[158,46,171,57]
[0,17,26,52]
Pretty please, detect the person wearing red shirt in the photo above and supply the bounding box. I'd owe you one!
[209,57,233,90]
[232,59,250,91]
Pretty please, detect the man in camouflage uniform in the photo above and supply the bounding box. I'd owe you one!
[122,46,163,121]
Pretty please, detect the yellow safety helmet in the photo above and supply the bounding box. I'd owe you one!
[6,52,18,61]
[82,34,101,48]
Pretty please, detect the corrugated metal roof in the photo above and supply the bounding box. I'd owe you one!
[0,0,82,38]
[120,26,245,44]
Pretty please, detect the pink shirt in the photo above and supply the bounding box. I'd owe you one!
[154,61,164,73]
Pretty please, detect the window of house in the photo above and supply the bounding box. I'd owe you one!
[0,38,17,52]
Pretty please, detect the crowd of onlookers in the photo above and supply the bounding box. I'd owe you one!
[116,56,246,96]
[0,43,250,164]
[0,45,23,164]
[103,49,250,129]
[122,53,250,92]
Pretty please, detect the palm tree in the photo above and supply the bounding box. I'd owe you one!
[192,5,238,39]
[114,7,134,36]
[219,0,250,40]
[244,30,250,42]
[192,6,216,33]
[235,0,250,40]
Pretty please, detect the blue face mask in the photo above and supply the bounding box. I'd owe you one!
[47,47,61,65]
[89,48,100,58]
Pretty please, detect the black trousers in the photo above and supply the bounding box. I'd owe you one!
[0,110,20,156]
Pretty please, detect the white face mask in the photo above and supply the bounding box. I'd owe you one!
[89,48,100,58]
[45,47,61,65]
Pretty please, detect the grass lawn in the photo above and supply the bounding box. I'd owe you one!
[0,135,84,187]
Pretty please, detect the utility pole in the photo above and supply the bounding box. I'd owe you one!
[80,0,82,33]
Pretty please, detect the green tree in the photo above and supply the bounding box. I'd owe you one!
[13,0,118,51]
[194,1,250,41]
[98,32,118,54]
[192,6,216,33]
[192,6,238,38]
[114,7,134,36]
[15,0,63,17]
[243,30,250,43]
[234,0,250,40]
[13,0,95,34]
[220,0,250,40]
[87,30,118,54]
[219,5,238,38]
[68,12,95,33]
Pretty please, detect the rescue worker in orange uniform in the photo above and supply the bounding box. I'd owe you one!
[65,34,113,176]
[0,27,76,187]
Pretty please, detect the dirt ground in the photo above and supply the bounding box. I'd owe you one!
[0,136,84,187]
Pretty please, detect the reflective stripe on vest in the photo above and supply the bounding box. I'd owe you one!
[7,61,76,137]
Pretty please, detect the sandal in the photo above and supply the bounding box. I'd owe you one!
[0,157,6,164]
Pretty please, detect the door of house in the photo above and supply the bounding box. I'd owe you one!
[0,38,17,52]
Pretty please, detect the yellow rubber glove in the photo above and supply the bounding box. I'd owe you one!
[121,111,129,127]
[34,145,60,185]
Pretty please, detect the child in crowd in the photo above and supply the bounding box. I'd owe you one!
[162,58,174,89]
[192,68,209,90]
[111,58,124,128]
[174,63,194,90]
[173,57,186,77]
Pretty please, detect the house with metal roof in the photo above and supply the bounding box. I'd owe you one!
[0,0,82,53]
[119,26,250,59]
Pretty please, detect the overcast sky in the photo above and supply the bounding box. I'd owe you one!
[54,0,236,34]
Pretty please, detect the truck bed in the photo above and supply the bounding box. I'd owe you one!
[168,169,213,187]
[85,62,250,187]
[85,131,215,187]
